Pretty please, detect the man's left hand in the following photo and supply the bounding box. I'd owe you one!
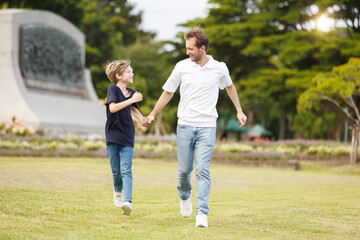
[237,112,247,128]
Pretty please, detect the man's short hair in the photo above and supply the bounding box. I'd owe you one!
[105,59,131,83]
[184,27,209,50]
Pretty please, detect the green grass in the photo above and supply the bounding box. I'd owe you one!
[1,157,360,240]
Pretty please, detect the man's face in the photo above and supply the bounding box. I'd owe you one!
[185,37,204,62]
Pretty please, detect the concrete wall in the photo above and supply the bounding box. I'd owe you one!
[0,9,106,136]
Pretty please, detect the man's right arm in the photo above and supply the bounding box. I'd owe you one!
[143,91,174,126]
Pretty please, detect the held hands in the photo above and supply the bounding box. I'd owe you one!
[237,111,247,128]
[142,114,155,127]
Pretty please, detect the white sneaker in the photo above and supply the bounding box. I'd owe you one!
[180,194,192,218]
[121,201,132,215]
[113,191,123,208]
[196,211,208,227]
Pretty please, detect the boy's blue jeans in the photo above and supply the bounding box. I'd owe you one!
[106,143,133,202]
[176,125,216,215]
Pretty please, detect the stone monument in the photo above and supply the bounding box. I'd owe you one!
[0,9,106,136]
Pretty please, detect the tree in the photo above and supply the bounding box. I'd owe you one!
[76,0,154,99]
[0,0,85,26]
[168,0,360,139]
[316,0,360,34]
[0,0,154,99]
[298,58,360,163]
[242,30,360,139]
[0,0,180,135]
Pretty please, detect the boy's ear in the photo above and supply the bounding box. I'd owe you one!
[115,73,122,80]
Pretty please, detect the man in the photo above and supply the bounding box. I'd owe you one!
[143,27,247,227]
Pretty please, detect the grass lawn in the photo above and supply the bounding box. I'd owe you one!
[0,157,360,240]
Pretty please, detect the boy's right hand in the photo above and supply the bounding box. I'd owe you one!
[131,91,143,103]
[142,114,155,127]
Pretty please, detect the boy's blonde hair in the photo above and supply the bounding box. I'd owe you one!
[105,59,131,83]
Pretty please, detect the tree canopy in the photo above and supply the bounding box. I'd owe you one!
[1,0,359,139]
[166,0,360,139]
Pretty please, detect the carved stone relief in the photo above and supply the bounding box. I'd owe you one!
[19,24,86,97]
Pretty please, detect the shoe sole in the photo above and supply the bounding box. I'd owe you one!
[122,204,132,215]
[196,223,208,227]
[182,212,192,218]
[196,214,208,227]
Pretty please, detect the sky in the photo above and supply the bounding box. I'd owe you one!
[128,0,210,41]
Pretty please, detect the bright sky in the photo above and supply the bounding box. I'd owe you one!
[128,0,209,41]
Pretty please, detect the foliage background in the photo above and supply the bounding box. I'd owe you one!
[1,0,359,140]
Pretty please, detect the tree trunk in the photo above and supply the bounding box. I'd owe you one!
[216,113,232,141]
[350,128,359,164]
[277,108,285,140]
[333,118,344,141]
[160,121,167,135]
[216,129,225,142]
[247,110,254,127]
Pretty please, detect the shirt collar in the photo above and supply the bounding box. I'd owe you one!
[189,55,215,68]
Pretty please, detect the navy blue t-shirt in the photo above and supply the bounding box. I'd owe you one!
[105,84,139,147]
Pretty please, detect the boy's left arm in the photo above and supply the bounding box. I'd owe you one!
[131,107,144,123]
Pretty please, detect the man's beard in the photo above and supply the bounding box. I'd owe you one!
[190,54,201,62]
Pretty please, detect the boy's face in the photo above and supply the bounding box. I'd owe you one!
[117,66,134,84]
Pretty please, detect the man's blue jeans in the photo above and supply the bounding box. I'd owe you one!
[176,125,216,215]
[106,143,133,202]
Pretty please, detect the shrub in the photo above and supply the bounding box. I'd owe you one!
[304,145,350,156]
[215,143,253,153]
[0,114,36,137]
[81,140,106,151]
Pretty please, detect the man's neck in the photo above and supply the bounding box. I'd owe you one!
[196,54,210,67]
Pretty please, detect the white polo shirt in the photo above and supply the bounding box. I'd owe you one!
[163,55,233,127]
